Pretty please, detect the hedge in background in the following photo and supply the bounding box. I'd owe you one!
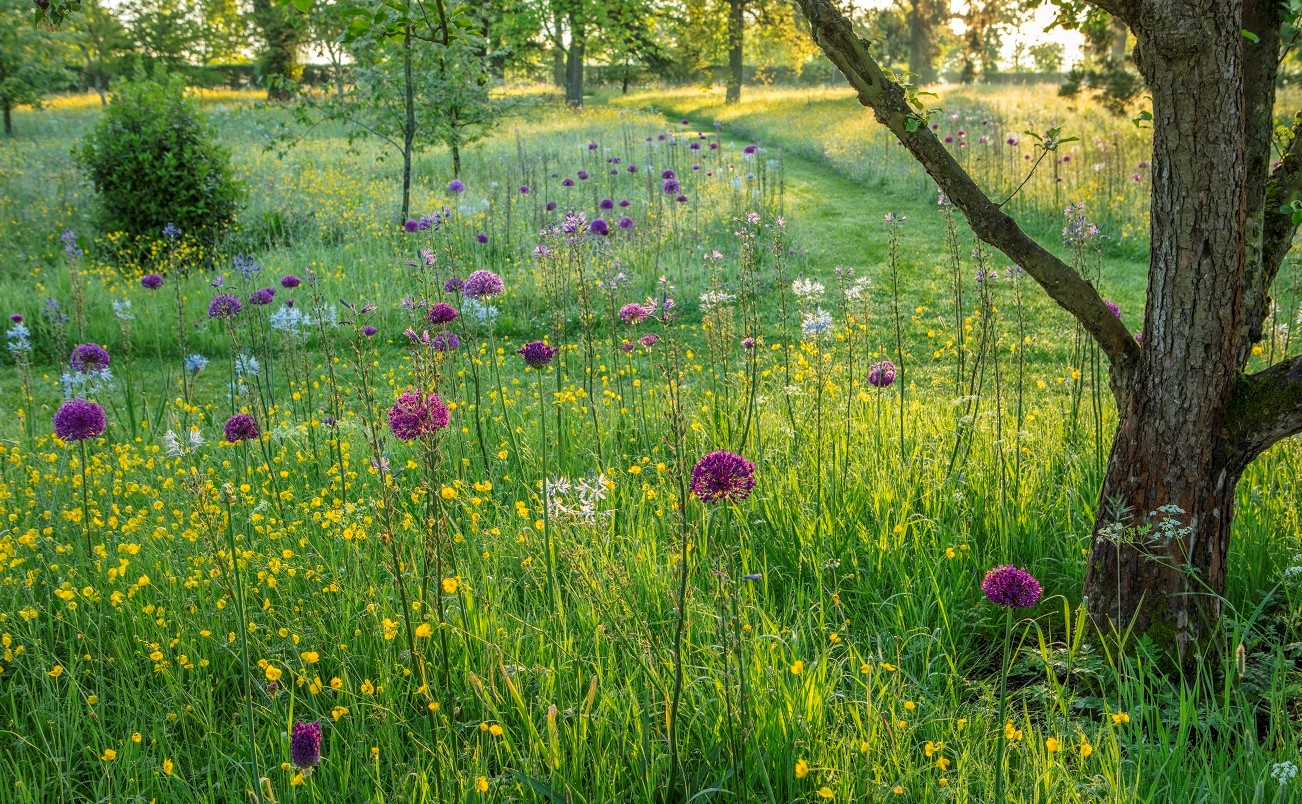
[75,74,243,245]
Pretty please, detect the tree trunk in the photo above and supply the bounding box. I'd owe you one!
[401,27,415,223]
[793,0,1302,668]
[1082,2,1249,664]
[908,0,934,84]
[726,0,744,104]
[565,11,585,107]
[1110,17,1129,65]
[3,102,11,137]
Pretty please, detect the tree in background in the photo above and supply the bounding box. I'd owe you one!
[907,0,949,83]
[1028,40,1063,72]
[125,0,201,72]
[71,0,132,105]
[795,0,1302,667]
[1058,8,1139,114]
[195,0,246,66]
[957,0,1027,83]
[1,0,73,135]
[290,0,497,219]
[251,0,308,99]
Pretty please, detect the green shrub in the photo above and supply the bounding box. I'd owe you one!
[75,74,244,245]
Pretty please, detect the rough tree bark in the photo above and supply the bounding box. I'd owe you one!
[795,0,1302,667]
[726,0,745,104]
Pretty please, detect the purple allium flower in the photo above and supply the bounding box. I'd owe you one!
[627,164,638,174]
[1136,331,1144,346]
[9,314,22,323]
[546,201,557,211]
[618,216,634,230]
[404,220,421,233]
[223,414,260,443]
[476,233,489,244]
[517,340,557,368]
[443,277,464,294]
[431,331,459,352]
[662,178,680,194]
[690,450,756,505]
[363,326,378,337]
[388,390,451,440]
[981,565,1043,608]
[741,336,756,349]
[618,199,631,207]
[53,399,106,442]
[867,360,896,388]
[281,275,301,289]
[448,179,466,194]
[662,169,676,180]
[141,273,164,290]
[599,198,614,210]
[638,333,659,348]
[743,144,758,155]
[577,170,589,180]
[588,141,599,150]
[675,194,688,203]
[620,340,635,353]
[69,343,111,373]
[619,303,654,325]
[208,294,243,320]
[290,721,322,770]
[427,302,458,324]
[562,178,575,187]
[590,218,610,236]
[463,270,505,298]
[249,287,276,306]
[1105,300,1121,318]
[519,185,530,194]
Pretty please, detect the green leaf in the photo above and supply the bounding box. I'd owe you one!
[1242,29,1259,43]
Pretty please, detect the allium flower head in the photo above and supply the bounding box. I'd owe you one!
[448,179,466,194]
[517,340,557,368]
[867,360,896,388]
[691,450,756,505]
[1105,300,1121,318]
[141,273,164,290]
[443,276,464,294]
[619,303,654,325]
[208,294,243,319]
[388,390,451,440]
[69,343,111,373]
[249,287,276,306]
[427,302,458,325]
[981,565,1042,608]
[638,333,659,348]
[430,331,459,352]
[223,414,259,443]
[590,218,609,236]
[53,399,106,442]
[463,270,504,299]
[618,216,634,230]
[281,275,301,289]
[290,721,322,770]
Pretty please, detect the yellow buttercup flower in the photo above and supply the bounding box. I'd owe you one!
[795,758,809,779]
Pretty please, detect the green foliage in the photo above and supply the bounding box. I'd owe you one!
[0,0,74,133]
[74,72,242,245]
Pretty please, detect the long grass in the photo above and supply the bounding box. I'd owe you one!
[0,90,1300,803]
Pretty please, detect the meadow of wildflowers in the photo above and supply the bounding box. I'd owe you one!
[1,90,1302,802]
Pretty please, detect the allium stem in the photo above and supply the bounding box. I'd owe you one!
[78,440,91,554]
[224,485,261,798]
[995,608,1012,802]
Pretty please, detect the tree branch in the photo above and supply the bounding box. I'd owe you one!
[1227,354,1302,469]
[796,0,1140,374]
